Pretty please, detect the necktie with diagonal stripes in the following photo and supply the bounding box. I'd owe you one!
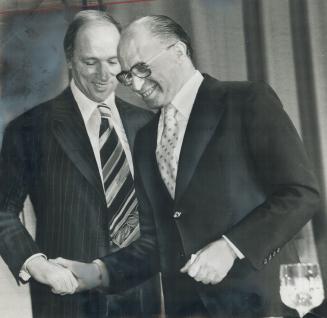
[97,104,140,248]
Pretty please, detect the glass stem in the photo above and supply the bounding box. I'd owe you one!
[297,310,306,318]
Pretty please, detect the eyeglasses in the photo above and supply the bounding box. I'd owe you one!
[116,42,178,87]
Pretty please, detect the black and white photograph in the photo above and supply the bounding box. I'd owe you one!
[0,0,326,317]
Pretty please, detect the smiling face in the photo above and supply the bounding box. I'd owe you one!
[118,28,185,110]
[68,21,121,102]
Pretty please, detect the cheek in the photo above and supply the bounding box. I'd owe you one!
[75,63,96,80]
[82,68,96,80]
[167,68,182,92]
[110,63,121,74]
[159,67,175,89]
[162,77,174,95]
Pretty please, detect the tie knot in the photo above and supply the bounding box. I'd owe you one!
[98,103,111,119]
[164,104,177,120]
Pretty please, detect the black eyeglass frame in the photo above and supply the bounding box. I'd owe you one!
[116,42,178,86]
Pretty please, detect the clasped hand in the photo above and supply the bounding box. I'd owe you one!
[180,238,237,285]
[27,256,102,295]
[26,256,78,295]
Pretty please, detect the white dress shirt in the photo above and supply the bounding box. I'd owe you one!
[71,80,134,178]
[157,70,203,170]
[156,70,244,260]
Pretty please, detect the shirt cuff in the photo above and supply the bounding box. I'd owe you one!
[222,235,245,259]
[92,259,109,289]
[19,253,47,282]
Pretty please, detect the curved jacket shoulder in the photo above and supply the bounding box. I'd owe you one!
[203,74,275,102]
[4,88,71,136]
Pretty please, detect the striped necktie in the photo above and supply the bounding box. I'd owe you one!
[97,104,140,248]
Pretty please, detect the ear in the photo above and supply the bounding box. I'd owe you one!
[174,41,188,61]
[66,58,73,70]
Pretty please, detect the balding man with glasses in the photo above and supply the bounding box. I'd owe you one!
[56,15,321,318]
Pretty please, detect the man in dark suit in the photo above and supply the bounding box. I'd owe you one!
[0,10,159,318]
[56,15,321,317]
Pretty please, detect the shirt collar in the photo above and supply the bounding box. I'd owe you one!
[170,70,204,119]
[70,79,116,123]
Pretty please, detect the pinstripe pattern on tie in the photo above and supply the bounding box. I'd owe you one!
[98,104,140,248]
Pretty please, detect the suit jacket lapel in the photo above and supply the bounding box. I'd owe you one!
[51,88,104,197]
[175,75,227,203]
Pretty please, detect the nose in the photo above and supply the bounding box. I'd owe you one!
[131,75,145,92]
[97,63,110,81]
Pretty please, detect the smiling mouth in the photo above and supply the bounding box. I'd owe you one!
[139,84,157,98]
[94,82,108,87]
[94,82,109,89]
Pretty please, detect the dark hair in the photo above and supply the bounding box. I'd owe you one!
[141,15,193,59]
[63,10,121,62]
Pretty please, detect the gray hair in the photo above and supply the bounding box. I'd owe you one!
[127,15,193,59]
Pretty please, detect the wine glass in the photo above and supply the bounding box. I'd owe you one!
[280,263,325,317]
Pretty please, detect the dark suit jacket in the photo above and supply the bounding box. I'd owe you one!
[0,87,158,318]
[103,74,320,317]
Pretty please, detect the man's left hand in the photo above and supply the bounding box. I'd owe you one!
[180,238,237,285]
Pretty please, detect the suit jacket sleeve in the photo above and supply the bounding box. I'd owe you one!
[0,120,40,280]
[226,82,320,270]
[100,131,159,293]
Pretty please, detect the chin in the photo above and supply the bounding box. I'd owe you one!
[96,91,114,101]
[145,100,162,110]
[147,96,165,109]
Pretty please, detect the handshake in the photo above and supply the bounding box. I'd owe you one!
[26,256,107,295]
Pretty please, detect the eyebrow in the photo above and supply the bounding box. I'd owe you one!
[131,61,147,69]
[82,56,119,61]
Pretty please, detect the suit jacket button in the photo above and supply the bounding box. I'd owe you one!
[173,211,182,218]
